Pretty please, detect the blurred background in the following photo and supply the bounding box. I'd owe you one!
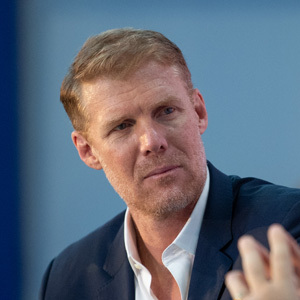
[1,0,300,299]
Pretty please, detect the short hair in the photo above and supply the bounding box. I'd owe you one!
[60,28,193,132]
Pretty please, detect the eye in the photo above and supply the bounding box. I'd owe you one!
[156,106,177,120]
[163,107,175,115]
[114,122,130,131]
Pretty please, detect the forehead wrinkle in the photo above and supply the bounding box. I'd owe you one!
[82,61,186,108]
[85,79,163,116]
[101,82,186,121]
[82,80,138,125]
[82,63,191,133]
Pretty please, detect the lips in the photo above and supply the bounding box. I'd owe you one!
[144,165,180,179]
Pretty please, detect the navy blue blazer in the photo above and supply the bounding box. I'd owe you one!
[40,162,300,300]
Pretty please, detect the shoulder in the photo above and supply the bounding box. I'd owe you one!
[208,160,300,213]
[230,175,300,207]
[40,211,126,299]
[229,175,300,233]
[207,161,300,232]
[56,210,125,267]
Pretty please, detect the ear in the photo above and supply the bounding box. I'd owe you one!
[71,131,102,170]
[192,88,208,135]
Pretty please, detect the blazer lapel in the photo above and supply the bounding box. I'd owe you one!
[188,162,234,300]
[98,223,135,300]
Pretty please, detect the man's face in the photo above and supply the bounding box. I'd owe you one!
[73,62,208,220]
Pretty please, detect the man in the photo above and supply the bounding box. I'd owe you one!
[40,28,300,300]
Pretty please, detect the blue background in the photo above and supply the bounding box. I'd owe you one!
[3,1,300,299]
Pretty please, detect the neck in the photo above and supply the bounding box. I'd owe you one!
[129,200,196,265]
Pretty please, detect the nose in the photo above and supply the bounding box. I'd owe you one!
[139,123,168,156]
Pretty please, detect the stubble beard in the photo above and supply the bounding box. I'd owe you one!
[99,144,207,221]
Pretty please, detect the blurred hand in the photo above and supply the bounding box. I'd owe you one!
[225,224,300,300]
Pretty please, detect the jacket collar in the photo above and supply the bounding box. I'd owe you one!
[99,222,135,300]
[188,161,234,300]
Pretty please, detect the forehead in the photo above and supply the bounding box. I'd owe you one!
[80,62,190,119]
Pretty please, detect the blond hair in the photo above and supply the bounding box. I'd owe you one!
[60,28,193,132]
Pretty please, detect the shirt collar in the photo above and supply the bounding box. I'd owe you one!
[124,166,210,262]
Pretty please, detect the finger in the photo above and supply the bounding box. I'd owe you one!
[268,224,294,282]
[225,270,249,300]
[286,231,300,275]
[272,225,300,295]
[253,238,271,279]
[271,225,300,287]
[238,235,268,290]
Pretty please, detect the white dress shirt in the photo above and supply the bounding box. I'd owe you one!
[124,168,210,300]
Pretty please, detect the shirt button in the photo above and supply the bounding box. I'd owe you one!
[134,263,142,270]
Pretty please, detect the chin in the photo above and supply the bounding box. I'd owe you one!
[132,188,198,220]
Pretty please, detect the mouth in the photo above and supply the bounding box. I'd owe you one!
[144,165,181,179]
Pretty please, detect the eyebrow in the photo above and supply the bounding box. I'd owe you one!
[100,115,131,133]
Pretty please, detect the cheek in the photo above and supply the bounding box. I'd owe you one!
[177,119,201,145]
[180,126,204,160]
[102,146,135,177]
